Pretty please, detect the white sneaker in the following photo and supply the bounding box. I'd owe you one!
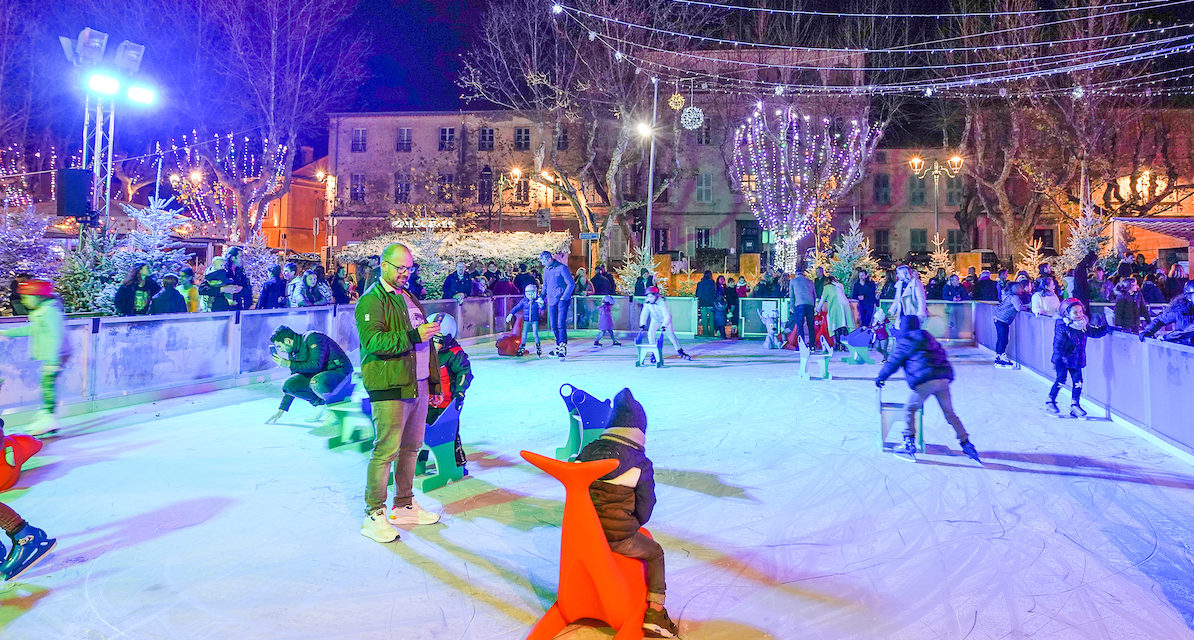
[388,500,441,526]
[361,508,400,542]
[26,411,59,437]
[305,406,328,423]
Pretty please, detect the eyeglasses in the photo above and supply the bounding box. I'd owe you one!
[382,260,411,275]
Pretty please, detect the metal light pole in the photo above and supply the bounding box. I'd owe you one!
[641,77,659,253]
[909,154,964,237]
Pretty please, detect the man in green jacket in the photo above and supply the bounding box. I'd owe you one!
[0,279,67,436]
[356,243,444,543]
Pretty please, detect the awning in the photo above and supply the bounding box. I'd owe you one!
[1112,217,1194,243]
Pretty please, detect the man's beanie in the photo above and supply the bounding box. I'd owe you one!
[603,388,647,447]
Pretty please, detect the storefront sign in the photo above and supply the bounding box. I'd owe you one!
[390,218,456,230]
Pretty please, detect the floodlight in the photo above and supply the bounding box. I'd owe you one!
[126,85,155,104]
[76,28,109,64]
[87,72,121,95]
[113,41,146,74]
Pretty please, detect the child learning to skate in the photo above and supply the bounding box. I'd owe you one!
[1047,298,1110,418]
[575,388,679,638]
[594,295,621,347]
[870,305,892,362]
[506,283,544,356]
[0,419,57,581]
[0,279,67,436]
[424,314,473,474]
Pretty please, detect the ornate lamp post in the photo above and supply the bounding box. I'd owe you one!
[909,154,964,237]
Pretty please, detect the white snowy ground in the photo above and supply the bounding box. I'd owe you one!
[3,337,1194,640]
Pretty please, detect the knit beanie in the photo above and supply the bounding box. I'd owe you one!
[603,388,647,447]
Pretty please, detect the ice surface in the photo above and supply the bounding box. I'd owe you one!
[4,339,1194,639]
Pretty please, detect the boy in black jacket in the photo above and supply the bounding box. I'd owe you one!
[265,325,354,424]
[875,316,980,462]
[1048,298,1110,418]
[575,388,679,639]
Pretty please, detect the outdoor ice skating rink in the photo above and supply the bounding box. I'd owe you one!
[3,340,1194,639]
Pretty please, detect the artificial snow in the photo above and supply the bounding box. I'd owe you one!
[3,339,1194,639]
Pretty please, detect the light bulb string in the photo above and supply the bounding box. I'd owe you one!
[663,0,1172,20]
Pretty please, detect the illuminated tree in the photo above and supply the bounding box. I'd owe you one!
[733,103,881,272]
[166,134,288,241]
[829,215,879,291]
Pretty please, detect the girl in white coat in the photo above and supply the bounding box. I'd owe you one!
[638,287,691,361]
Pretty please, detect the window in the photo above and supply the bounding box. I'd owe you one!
[351,128,367,153]
[350,173,366,202]
[695,227,712,249]
[874,151,888,165]
[656,181,669,204]
[874,229,890,255]
[908,175,927,206]
[514,127,531,150]
[393,173,410,204]
[873,173,890,204]
[478,127,494,151]
[910,228,928,252]
[515,178,530,202]
[946,229,964,254]
[438,127,455,151]
[946,175,963,206]
[652,227,669,253]
[478,169,493,205]
[556,126,569,151]
[553,183,568,203]
[437,174,454,202]
[395,128,412,152]
[696,120,712,145]
[740,172,758,199]
[695,173,713,203]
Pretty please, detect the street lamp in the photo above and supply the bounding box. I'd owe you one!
[909,153,964,237]
[493,168,521,232]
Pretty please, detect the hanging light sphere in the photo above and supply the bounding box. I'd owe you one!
[668,92,685,111]
[681,105,705,131]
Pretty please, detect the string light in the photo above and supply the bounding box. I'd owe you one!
[665,0,1173,19]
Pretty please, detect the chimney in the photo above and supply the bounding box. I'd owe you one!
[300,145,314,166]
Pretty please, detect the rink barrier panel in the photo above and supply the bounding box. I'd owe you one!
[972,303,1194,454]
[0,298,508,418]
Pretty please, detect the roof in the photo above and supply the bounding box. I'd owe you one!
[1113,217,1194,242]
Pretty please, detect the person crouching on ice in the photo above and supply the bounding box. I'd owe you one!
[0,279,67,436]
[874,316,980,463]
[1047,298,1109,418]
[638,287,691,361]
[265,325,354,424]
[575,388,679,639]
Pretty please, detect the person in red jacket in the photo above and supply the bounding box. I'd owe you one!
[423,315,473,474]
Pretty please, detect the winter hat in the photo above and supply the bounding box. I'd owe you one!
[601,295,615,306]
[900,315,921,332]
[16,279,53,297]
[603,388,647,448]
[1060,297,1083,317]
[647,286,660,295]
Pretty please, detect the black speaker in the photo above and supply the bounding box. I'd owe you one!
[56,168,92,218]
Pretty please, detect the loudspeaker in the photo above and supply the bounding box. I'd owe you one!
[56,168,92,218]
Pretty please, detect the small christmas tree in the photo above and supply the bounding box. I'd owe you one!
[1015,237,1047,278]
[58,229,119,314]
[223,236,279,306]
[828,215,879,294]
[98,197,190,311]
[615,245,667,295]
[1057,202,1110,274]
[0,206,61,314]
[927,233,955,277]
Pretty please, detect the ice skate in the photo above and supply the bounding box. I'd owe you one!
[361,508,399,543]
[1,523,56,581]
[535,343,542,358]
[593,339,601,347]
[643,606,681,638]
[388,499,441,526]
[25,410,59,437]
[612,340,622,346]
[993,356,1014,368]
[677,348,692,361]
[960,441,982,465]
[1070,404,1087,419]
[515,347,527,357]
[1045,400,1059,415]
[556,343,567,360]
[892,436,917,461]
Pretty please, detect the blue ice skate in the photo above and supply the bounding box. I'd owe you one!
[2,523,56,581]
[960,441,982,465]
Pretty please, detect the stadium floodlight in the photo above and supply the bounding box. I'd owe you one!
[86,72,121,96]
[126,85,155,105]
[113,41,146,74]
[76,28,110,64]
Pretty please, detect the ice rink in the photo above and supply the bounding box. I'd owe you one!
[3,338,1194,639]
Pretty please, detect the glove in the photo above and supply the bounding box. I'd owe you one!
[453,395,464,410]
[1139,332,1147,342]
[640,325,647,331]
[874,380,885,388]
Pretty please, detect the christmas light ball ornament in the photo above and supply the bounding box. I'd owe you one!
[681,106,705,131]
[668,92,685,111]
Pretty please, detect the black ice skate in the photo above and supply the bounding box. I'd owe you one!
[535,344,542,357]
[677,348,692,361]
[1069,404,1087,419]
[612,340,623,346]
[1045,400,1060,415]
[893,436,917,461]
[960,441,982,465]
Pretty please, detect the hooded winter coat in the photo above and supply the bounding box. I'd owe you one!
[875,327,954,389]
[576,434,657,542]
[1052,317,1109,369]
[0,297,67,365]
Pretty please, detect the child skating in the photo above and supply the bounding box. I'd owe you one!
[637,287,691,366]
[874,316,980,463]
[424,314,473,474]
[506,284,544,357]
[992,281,1026,367]
[594,295,622,347]
[1047,298,1110,418]
[0,279,67,436]
[575,388,680,638]
[0,419,57,581]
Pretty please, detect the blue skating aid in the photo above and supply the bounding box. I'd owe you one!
[555,384,611,461]
[417,401,465,492]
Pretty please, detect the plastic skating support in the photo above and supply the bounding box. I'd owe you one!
[521,450,650,640]
[416,401,465,492]
[634,334,664,368]
[497,317,524,357]
[326,396,374,453]
[878,387,925,453]
[796,337,831,381]
[840,328,876,365]
[0,435,43,491]
[555,384,612,461]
